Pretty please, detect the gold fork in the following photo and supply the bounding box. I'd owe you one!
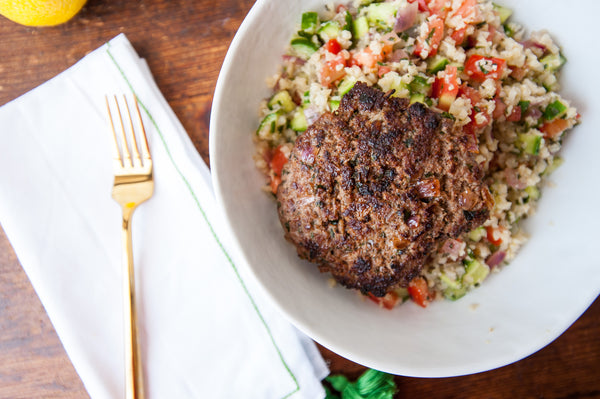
[106,94,153,399]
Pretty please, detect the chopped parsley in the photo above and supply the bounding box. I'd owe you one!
[518,100,530,114]
[425,27,436,45]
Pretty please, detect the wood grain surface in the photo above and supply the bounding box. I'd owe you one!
[0,0,598,398]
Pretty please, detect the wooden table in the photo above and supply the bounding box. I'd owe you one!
[0,1,598,397]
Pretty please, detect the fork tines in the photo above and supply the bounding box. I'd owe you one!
[105,94,152,171]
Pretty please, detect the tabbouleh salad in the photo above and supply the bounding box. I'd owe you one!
[253,0,580,308]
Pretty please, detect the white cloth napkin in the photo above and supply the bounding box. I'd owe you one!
[0,33,328,398]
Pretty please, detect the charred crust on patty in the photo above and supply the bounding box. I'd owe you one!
[277,82,493,297]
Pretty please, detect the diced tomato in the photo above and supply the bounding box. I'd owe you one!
[458,83,490,143]
[408,0,430,13]
[320,61,346,86]
[494,80,502,97]
[336,4,347,13]
[408,277,432,308]
[464,55,507,82]
[352,47,377,69]
[432,65,459,111]
[460,84,490,127]
[493,97,506,119]
[378,65,392,77]
[510,66,527,81]
[269,146,288,176]
[413,16,444,59]
[446,0,482,44]
[353,48,383,69]
[379,32,398,58]
[326,38,342,55]
[506,105,521,122]
[320,53,347,86]
[368,292,400,310]
[428,0,449,18]
[486,24,498,43]
[452,0,481,24]
[486,226,503,246]
[268,145,288,194]
[539,118,569,139]
[451,27,468,45]
[270,175,281,194]
[471,110,491,128]
[353,33,397,69]
[459,83,482,105]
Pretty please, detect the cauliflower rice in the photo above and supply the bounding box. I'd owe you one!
[253,0,580,308]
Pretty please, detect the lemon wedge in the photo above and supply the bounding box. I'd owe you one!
[0,0,87,27]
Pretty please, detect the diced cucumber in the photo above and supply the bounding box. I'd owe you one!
[525,185,540,201]
[290,37,319,60]
[394,287,410,302]
[440,273,461,290]
[449,61,464,72]
[268,90,295,112]
[302,90,311,105]
[463,259,490,285]
[442,256,491,300]
[366,1,398,28]
[543,100,567,120]
[318,20,341,41]
[543,156,563,175]
[492,3,512,24]
[290,108,308,132]
[256,111,283,136]
[409,93,426,104]
[465,247,475,260]
[444,285,467,301]
[353,16,369,40]
[301,12,319,34]
[383,77,409,98]
[540,53,567,72]
[503,23,514,37]
[427,56,450,74]
[468,226,486,242]
[409,75,431,95]
[343,10,354,36]
[518,132,542,155]
[338,76,358,96]
[441,271,467,300]
[329,99,341,112]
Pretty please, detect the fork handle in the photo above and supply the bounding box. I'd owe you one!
[121,206,145,399]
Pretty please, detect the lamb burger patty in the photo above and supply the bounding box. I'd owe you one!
[276,83,493,297]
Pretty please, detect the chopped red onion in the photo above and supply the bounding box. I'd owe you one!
[505,168,527,189]
[441,238,465,260]
[486,250,506,268]
[303,106,321,125]
[394,1,418,33]
[520,40,546,51]
[526,107,543,120]
[389,48,409,62]
[282,54,306,66]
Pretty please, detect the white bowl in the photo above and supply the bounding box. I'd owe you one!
[210,0,600,376]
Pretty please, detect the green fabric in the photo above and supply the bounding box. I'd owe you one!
[325,369,397,399]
